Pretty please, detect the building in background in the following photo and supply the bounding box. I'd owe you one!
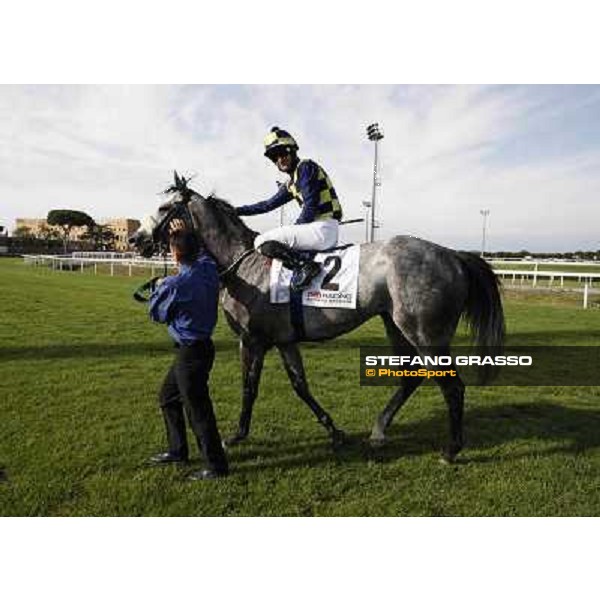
[15,218,88,241]
[14,218,47,234]
[103,218,141,251]
[13,217,140,251]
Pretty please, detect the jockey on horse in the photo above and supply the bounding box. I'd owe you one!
[236,126,343,291]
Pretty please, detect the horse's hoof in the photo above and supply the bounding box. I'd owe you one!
[439,452,457,465]
[223,434,246,448]
[369,435,386,448]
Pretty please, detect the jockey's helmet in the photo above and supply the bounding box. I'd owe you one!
[263,126,299,161]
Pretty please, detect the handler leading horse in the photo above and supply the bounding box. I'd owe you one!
[130,173,505,463]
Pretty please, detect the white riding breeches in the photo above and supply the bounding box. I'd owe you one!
[254,219,339,251]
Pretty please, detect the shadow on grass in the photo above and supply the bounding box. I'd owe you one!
[3,330,596,362]
[505,330,600,345]
[229,402,600,473]
[302,330,599,350]
[0,340,241,361]
[0,336,389,362]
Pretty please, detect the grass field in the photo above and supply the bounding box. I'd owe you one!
[1,258,599,516]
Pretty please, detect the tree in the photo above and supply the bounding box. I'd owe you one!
[13,225,33,238]
[47,210,95,253]
[81,223,116,251]
[36,223,60,242]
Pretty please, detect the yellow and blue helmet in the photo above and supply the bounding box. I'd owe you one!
[263,126,299,160]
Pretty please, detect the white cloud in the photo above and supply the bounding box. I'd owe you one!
[1,84,598,251]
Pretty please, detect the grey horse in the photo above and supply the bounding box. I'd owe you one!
[130,174,505,462]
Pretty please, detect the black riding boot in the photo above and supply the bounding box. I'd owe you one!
[258,240,321,291]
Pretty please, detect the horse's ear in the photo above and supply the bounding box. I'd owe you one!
[174,170,181,188]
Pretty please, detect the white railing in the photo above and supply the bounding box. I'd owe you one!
[494,269,599,309]
[22,254,600,308]
[23,253,177,276]
[494,269,600,287]
[489,258,599,267]
[71,251,138,260]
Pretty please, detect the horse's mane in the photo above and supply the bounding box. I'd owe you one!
[160,178,257,246]
[193,190,257,244]
[205,192,244,223]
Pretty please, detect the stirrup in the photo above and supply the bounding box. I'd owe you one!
[258,240,302,271]
[290,262,321,292]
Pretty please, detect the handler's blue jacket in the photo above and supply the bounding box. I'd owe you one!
[236,159,342,224]
[148,254,219,346]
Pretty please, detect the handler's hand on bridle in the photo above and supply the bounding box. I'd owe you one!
[169,219,186,233]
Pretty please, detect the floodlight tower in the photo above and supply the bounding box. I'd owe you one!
[366,123,384,243]
[276,181,286,226]
[480,209,490,258]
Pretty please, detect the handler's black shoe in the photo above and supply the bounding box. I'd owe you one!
[147,451,188,466]
[291,261,321,292]
[188,468,228,481]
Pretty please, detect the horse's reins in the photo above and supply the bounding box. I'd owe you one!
[217,248,255,279]
[132,199,191,302]
[170,199,255,279]
[133,197,255,302]
[159,197,256,279]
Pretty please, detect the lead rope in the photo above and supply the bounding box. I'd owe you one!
[163,247,169,278]
[132,246,170,303]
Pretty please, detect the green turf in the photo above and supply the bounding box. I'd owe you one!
[1,258,599,516]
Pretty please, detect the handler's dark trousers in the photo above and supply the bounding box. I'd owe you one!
[159,339,228,473]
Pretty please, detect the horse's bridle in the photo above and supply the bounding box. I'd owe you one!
[155,203,191,249]
[154,197,254,278]
[133,175,254,302]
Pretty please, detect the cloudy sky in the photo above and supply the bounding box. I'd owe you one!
[1,84,599,251]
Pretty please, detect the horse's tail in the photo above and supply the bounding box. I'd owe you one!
[458,252,505,383]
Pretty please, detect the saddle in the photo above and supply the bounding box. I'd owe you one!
[259,240,354,291]
[291,245,354,290]
[267,243,362,341]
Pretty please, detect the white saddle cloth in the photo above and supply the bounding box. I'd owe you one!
[269,245,361,309]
